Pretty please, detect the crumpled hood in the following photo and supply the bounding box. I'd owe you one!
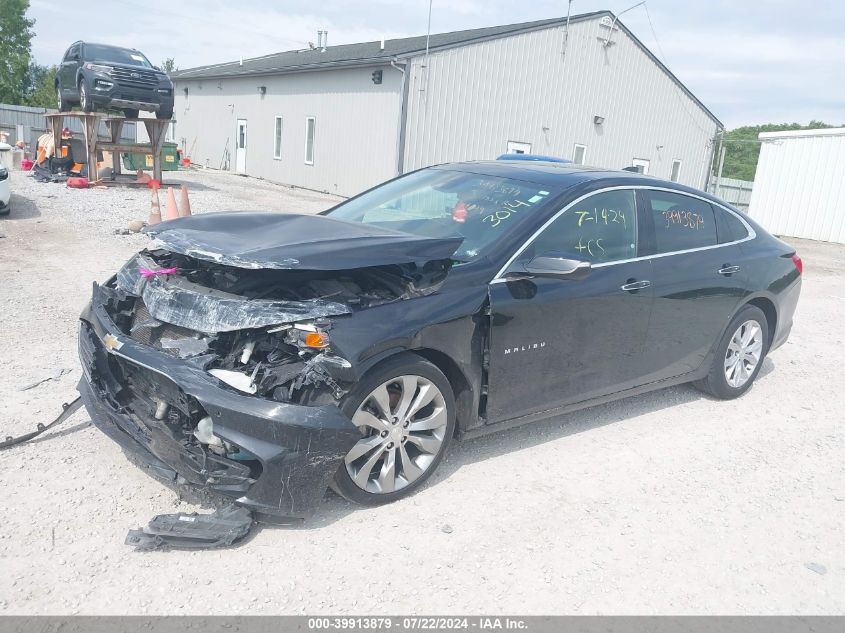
[144,212,463,270]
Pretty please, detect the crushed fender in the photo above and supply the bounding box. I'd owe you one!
[0,397,82,450]
[125,504,253,550]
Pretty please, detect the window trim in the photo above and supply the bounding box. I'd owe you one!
[572,143,587,165]
[491,185,756,283]
[304,116,316,165]
[670,159,682,182]
[273,115,283,160]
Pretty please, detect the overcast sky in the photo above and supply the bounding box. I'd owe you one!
[28,0,844,129]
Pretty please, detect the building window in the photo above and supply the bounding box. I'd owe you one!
[304,116,316,165]
[273,116,283,160]
[573,143,587,165]
[670,159,682,182]
[506,141,531,155]
[632,158,650,174]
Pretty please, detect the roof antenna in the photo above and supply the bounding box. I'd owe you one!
[561,0,573,57]
[425,0,432,57]
[604,1,645,47]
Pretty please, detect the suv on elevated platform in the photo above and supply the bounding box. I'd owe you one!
[56,42,174,119]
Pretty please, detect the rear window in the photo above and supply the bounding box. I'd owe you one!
[644,190,717,254]
[84,44,152,67]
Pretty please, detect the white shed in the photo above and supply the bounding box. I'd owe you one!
[748,127,845,243]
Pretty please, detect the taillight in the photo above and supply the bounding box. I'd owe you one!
[791,253,803,275]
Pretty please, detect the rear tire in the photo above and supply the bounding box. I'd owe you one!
[123,109,140,119]
[156,108,173,120]
[694,305,769,400]
[332,353,456,506]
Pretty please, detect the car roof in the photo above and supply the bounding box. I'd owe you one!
[72,41,141,53]
[433,160,730,209]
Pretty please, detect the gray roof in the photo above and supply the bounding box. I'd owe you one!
[172,10,721,127]
[172,13,604,79]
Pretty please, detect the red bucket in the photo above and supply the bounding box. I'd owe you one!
[21,158,34,170]
[181,157,191,167]
[67,177,89,189]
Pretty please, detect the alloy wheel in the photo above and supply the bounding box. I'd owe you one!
[345,375,448,494]
[80,83,88,110]
[57,87,62,110]
[724,319,763,388]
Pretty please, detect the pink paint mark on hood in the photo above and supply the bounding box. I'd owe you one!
[139,267,179,279]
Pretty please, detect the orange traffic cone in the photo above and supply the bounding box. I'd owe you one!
[179,184,192,217]
[164,186,180,221]
[149,187,162,225]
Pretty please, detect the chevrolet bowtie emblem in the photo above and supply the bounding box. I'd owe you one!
[103,333,123,351]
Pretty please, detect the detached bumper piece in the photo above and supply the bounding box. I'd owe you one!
[126,505,253,550]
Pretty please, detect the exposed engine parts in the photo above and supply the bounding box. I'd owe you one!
[105,246,452,407]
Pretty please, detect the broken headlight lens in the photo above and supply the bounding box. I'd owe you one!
[284,325,330,350]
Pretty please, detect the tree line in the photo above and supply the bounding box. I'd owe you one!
[0,0,175,109]
[719,121,842,181]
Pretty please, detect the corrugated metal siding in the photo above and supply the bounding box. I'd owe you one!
[172,67,403,197]
[748,129,845,243]
[0,103,135,150]
[403,18,718,188]
[709,176,754,212]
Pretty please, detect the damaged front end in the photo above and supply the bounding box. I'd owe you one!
[77,213,460,519]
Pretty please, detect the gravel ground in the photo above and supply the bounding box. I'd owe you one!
[0,168,843,615]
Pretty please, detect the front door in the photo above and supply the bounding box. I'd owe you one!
[485,188,654,422]
[235,119,247,173]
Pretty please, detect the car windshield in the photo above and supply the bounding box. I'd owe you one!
[85,44,152,68]
[326,169,555,261]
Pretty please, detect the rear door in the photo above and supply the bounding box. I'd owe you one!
[60,44,81,96]
[485,188,654,422]
[637,189,750,383]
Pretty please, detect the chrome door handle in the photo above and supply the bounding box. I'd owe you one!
[718,265,741,275]
[620,280,651,291]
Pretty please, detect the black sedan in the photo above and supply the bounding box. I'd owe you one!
[78,161,802,519]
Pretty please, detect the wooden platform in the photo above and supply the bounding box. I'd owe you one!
[45,112,173,183]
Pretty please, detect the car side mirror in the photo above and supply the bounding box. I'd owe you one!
[515,255,591,280]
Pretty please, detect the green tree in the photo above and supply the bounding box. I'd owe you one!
[720,121,839,181]
[160,57,177,73]
[0,0,35,105]
[26,64,58,108]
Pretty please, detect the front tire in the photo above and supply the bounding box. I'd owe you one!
[123,108,140,119]
[695,305,769,400]
[332,354,456,506]
[79,79,93,112]
[57,85,69,112]
[156,108,173,120]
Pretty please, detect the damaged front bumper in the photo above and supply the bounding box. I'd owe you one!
[78,283,360,519]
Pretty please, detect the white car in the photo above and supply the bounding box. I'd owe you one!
[0,142,11,215]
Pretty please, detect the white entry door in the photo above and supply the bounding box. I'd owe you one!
[235,119,247,173]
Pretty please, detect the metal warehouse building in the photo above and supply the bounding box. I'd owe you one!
[748,127,845,244]
[171,10,721,197]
